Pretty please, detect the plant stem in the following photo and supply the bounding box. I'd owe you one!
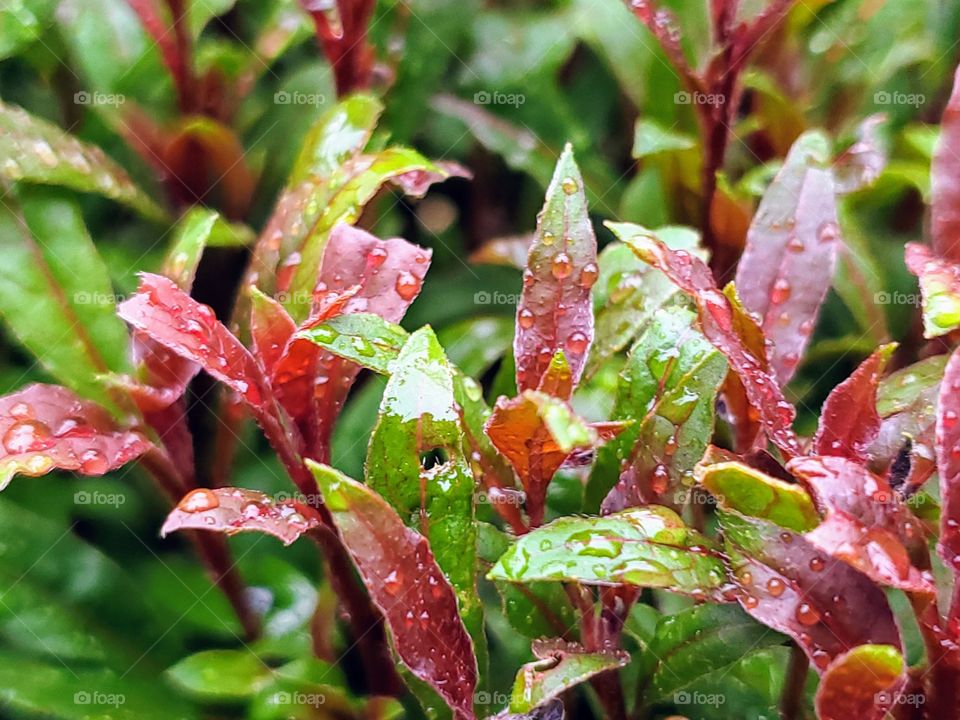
[780,642,809,720]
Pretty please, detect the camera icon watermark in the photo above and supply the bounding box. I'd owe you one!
[473,90,525,108]
[874,90,925,108]
[272,691,326,707]
[74,91,126,107]
[74,490,126,508]
[74,691,125,708]
[474,691,510,707]
[274,91,327,107]
[674,90,725,107]
[874,291,921,307]
[473,290,521,306]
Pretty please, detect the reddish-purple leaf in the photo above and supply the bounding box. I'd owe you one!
[623,234,801,458]
[161,487,323,545]
[118,334,200,414]
[813,344,895,463]
[932,64,960,264]
[735,134,840,383]
[788,455,933,594]
[814,645,906,720]
[720,284,768,453]
[311,463,477,720]
[392,160,471,196]
[905,242,960,339]
[720,510,901,672]
[249,288,297,377]
[0,384,151,489]
[514,144,597,394]
[833,114,888,194]
[937,346,960,575]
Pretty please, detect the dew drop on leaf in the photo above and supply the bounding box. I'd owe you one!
[766,578,786,597]
[3,419,53,454]
[78,448,108,474]
[560,177,578,195]
[518,308,535,329]
[796,602,821,626]
[551,252,572,279]
[178,488,221,513]
[395,271,421,301]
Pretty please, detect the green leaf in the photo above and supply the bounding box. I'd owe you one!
[632,119,696,158]
[510,641,628,713]
[488,506,727,595]
[167,649,272,702]
[0,187,131,412]
[0,0,53,59]
[587,223,702,378]
[162,209,253,290]
[289,94,383,183]
[364,327,486,675]
[587,306,725,512]
[0,101,166,220]
[637,604,784,705]
[815,645,905,720]
[296,314,409,376]
[696,461,820,532]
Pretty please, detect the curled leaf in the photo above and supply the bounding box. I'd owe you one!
[905,242,960,339]
[931,64,960,264]
[814,645,906,720]
[937,347,960,577]
[161,487,323,545]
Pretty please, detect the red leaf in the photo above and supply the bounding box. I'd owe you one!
[249,289,297,377]
[311,463,477,720]
[905,241,960,338]
[515,145,597,394]
[833,114,888,194]
[392,161,471,196]
[624,235,801,458]
[788,455,933,594]
[937,346,960,574]
[813,344,895,463]
[735,149,840,383]
[161,487,323,545]
[0,384,151,488]
[720,510,901,672]
[814,645,907,720]
[721,285,768,453]
[932,64,960,264]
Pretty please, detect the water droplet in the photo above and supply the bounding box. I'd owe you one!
[818,221,839,244]
[79,449,108,474]
[179,488,220,513]
[551,253,572,280]
[33,140,58,168]
[766,578,786,597]
[579,263,599,289]
[395,271,421,301]
[518,308,535,329]
[651,464,670,494]
[3,420,53,454]
[796,603,820,626]
[770,278,791,305]
[242,502,264,520]
[367,247,388,269]
[809,557,825,572]
[196,304,217,326]
[742,594,759,609]
[787,236,805,253]
[384,569,402,595]
[565,331,589,355]
[560,177,578,195]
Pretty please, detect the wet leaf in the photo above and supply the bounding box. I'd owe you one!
[288,94,382,183]
[596,306,726,513]
[310,463,478,720]
[0,187,132,412]
[623,232,801,458]
[365,327,485,665]
[0,383,151,490]
[833,114,888,194]
[931,64,960,264]
[696,461,819,532]
[296,313,409,376]
[161,487,323,546]
[166,649,272,701]
[485,390,597,526]
[813,344,896,462]
[814,645,906,720]
[937,347,960,580]
[514,144,597,394]
[905,242,960,338]
[734,131,840,383]
[488,506,727,596]
[719,510,901,672]
[588,223,702,378]
[162,209,252,291]
[0,100,165,220]
[788,455,933,593]
[509,640,628,714]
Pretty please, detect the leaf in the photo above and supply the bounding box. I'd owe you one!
[931,64,960,264]
[734,131,840,383]
[597,306,726,513]
[493,700,564,720]
[623,231,801,458]
[162,209,252,290]
[160,487,323,546]
[485,390,597,525]
[937,347,960,578]
[637,604,784,704]
[905,242,960,338]
[364,327,484,663]
[509,641,628,714]
[696,461,819,532]
[833,114,888,194]
[814,645,906,720]
[288,94,382,183]
[0,187,132,412]
[249,287,298,377]
[310,463,478,720]
[719,510,901,672]
[0,100,165,220]
[166,649,272,701]
[488,507,727,597]
[788,455,933,593]
[514,144,597,394]
[0,384,151,490]
[813,344,896,462]
[296,313,409,376]
[588,223,702,378]
[631,118,696,158]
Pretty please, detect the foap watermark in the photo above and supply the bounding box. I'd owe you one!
[274,90,327,107]
[74,291,125,305]
[74,490,126,508]
[874,291,921,307]
[476,488,526,507]
[74,91,126,107]
[876,690,925,708]
[274,490,324,505]
[474,290,521,307]
[474,90,525,108]
[674,90,725,107]
[272,691,326,707]
[874,90,925,108]
[74,691,125,708]
[674,690,726,707]
[273,290,313,306]
[474,691,511,708]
